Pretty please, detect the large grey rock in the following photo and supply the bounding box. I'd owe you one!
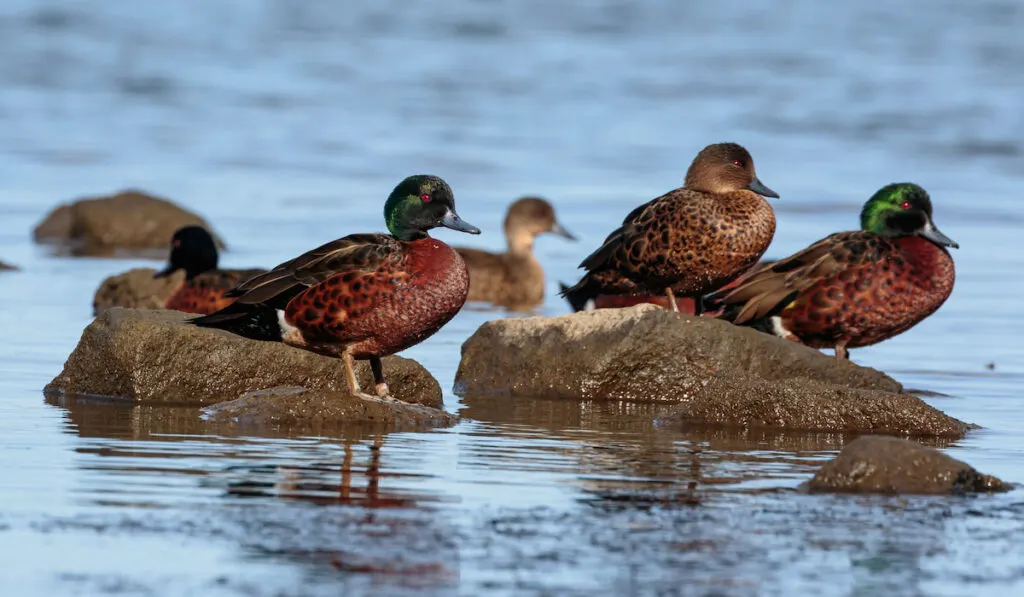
[33,189,224,256]
[93,267,185,314]
[47,309,443,411]
[456,305,970,438]
[806,436,1010,494]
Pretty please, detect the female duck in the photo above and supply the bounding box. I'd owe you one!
[192,175,480,401]
[712,183,957,359]
[456,197,575,309]
[560,142,778,315]
[154,226,266,315]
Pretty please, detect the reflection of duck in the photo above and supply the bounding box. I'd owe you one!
[455,197,575,309]
[561,142,778,315]
[154,226,266,315]
[193,175,480,401]
[712,183,957,359]
[559,260,776,313]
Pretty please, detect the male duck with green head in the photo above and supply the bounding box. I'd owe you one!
[712,183,958,359]
[193,175,480,401]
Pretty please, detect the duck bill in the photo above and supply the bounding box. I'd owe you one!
[153,265,177,278]
[746,177,779,199]
[441,208,481,235]
[920,222,959,249]
[549,221,576,241]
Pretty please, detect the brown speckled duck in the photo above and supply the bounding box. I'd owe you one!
[456,197,575,309]
[711,183,957,359]
[560,142,778,314]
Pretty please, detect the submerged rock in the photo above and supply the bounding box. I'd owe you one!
[47,308,443,413]
[456,305,969,437]
[93,267,185,314]
[204,386,457,429]
[33,189,224,256]
[806,436,1010,495]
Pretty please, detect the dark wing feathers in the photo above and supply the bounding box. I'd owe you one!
[716,231,880,324]
[226,233,396,307]
[579,193,666,271]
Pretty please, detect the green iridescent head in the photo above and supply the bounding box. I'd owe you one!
[383,175,480,241]
[859,183,958,248]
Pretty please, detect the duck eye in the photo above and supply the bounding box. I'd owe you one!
[732,160,744,168]
[899,201,911,210]
[173,240,181,248]
[420,194,431,203]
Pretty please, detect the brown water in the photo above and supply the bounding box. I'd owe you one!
[1,1,1023,595]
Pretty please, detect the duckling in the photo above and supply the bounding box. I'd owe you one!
[456,197,575,309]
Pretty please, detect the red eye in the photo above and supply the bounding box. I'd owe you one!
[173,240,181,248]
[421,194,431,203]
[733,160,743,167]
[900,201,911,210]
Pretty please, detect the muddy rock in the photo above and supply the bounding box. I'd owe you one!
[33,189,224,256]
[204,386,458,429]
[93,267,185,314]
[456,305,969,437]
[47,308,443,409]
[806,436,1010,494]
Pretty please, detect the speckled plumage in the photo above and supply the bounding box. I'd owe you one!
[714,183,957,359]
[561,142,778,313]
[164,268,267,315]
[192,175,480,400]
[457,197,574,309]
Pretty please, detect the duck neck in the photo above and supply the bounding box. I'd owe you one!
[506,228,536,258]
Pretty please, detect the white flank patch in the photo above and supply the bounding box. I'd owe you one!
[770,316,789,339]
[277,310,299,336]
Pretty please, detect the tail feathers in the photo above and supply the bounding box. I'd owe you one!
[559,279,597,313]
[190,302,282,342]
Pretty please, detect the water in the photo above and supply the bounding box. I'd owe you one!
[1,0,1023,595]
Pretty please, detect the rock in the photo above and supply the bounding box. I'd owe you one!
[93,267,185,314]
[456,305,969,437]
[33,189,224,256]
[0,260,17,271]
[806,436,1010,495]
[46,308,443,410]
[660,376,969,438]
[203,386,458,430]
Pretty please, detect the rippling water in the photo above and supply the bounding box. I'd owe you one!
[1,1,1023,595]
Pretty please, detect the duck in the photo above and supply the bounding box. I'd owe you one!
[191,175,480,401]
[455,197,575,309]
[154,225,266,315]
[558,259,776,313]
[710,182,957,359]
[560,142,778,315]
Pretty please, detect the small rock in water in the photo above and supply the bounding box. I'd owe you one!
[0,260,17,271]
[806,436,1010,495]
[33,189,224,256]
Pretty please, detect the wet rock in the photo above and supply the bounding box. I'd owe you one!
[93,267,185,314]
[661,376,969,438]
[47,308,443,410]
[203,386,458,429]
[33,189,224,256]
[806,436,1011,494]
[456,305,969,437]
